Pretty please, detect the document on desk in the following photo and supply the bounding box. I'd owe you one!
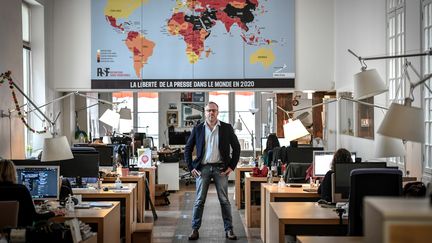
[303,188,318,193]
[89,202,113,207]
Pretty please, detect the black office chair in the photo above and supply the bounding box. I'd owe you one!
[283,162,311,183]
[348,168,402,236]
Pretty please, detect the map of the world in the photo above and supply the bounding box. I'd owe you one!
[91,0,295,89]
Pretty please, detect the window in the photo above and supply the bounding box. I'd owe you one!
[386,0,405,167]
[22,2,32,153]
[423,0,432,172]
[85,93,100,138]
[209,91,229,123]
[235,92,256,151]
[387,2,406,104]
[137,92,159,148]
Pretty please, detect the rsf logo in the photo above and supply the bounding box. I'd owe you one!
[97,68,110,77]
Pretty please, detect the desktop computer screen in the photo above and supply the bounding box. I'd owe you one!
[61,151,100,187]
[168,130,191,145]
[92,145,114,166]
[333,162,387,199]
[16,165,60,200]
[313,151,356,177]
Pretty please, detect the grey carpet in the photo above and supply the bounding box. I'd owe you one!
[173,191,248,242]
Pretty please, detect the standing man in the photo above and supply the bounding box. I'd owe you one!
[184,101,241,240]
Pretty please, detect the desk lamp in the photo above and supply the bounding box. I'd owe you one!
[0,71,73,161]
[348,49,432,143]
[234,109,258,157]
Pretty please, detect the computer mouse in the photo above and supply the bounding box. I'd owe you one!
[103,187,109,191]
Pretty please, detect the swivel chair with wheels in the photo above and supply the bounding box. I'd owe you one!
[0,201,19,228]
[348,168,402,236]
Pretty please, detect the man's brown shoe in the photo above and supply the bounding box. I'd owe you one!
[188,229,199,240]
[225,230,237,240]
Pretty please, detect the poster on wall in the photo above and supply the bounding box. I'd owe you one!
[91,0,295,90]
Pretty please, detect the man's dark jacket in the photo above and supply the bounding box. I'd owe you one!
[184,121,240,172]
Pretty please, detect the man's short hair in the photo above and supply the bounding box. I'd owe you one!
[206,101,219,109]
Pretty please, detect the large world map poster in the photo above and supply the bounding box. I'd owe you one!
[91,0,295,90]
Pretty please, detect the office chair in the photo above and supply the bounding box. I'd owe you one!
[0,201,19,228]
[348,168,402,236]
[283,162,311,183]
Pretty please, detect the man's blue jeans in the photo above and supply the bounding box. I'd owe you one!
[191,163,233,231]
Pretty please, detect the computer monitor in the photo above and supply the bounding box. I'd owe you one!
[16,165,60,200]
[286,147,324,163]
[168,130,191,145]
[61,151,100,187]
[333,162,387,200]
[92,145,114,166]
[313,151,357,177]
[260,137,291,153]
[12,159,59,167]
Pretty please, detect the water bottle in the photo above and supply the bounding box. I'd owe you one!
[97,177,102,190]
[115,176,122,189]
[66,194,75,212]
[309,177,315,188]
[278,175,286,188]
[267,170,273,184]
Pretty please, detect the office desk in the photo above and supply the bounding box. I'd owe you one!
[234,165,254,209]
[364,197,432,243]
[268,202,348,243]
[297,236,363,243]
[157,162,179,190]
[51,201,120,243]
[103,173,146,222]
[261,184,320,242]
[73,183,137,243]
[244,172,279,227]
[139,166,156,210]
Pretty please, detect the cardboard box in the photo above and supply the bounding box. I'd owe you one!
[155,184,168,197]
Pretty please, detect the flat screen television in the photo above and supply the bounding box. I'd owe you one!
[333,162,387,200]
[313,151,357,177]
[16,165,60,200]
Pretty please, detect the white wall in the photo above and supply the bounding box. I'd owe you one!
[158,92,182,147]
[334,0,424,180]
[0,0,25,159]
[295,0,335,91]
[53,0,91,91]
[333,0,386,158]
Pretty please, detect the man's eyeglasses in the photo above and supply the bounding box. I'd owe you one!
[205,109,218,113]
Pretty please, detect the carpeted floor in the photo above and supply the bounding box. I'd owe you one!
[173,191,248,242]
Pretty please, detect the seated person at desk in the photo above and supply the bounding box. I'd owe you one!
[317,148,353,202]
[262,133,280,167]
[0,159,63,227]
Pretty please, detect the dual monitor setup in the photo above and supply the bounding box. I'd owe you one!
[312,150,392,202]
[13,146,115,201]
